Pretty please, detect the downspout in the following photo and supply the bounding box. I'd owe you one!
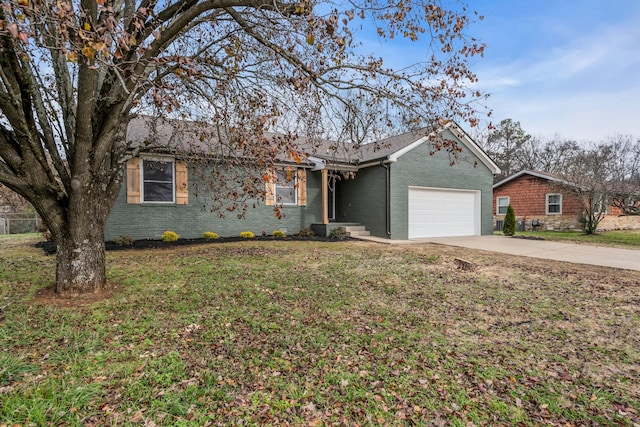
[381,161,391,237]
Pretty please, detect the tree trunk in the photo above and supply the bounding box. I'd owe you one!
[55,221,108,295]
[50,172,120,296]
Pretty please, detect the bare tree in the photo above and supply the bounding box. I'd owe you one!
[0,0,488,295]
[0,184,29,212]
[606,135,640,215]
[553,138,640,234]
[516,136,581,174]
[555,146,616,234]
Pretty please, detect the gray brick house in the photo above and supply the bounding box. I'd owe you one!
[105,118,500,241]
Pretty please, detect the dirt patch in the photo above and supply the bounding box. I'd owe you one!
[33,283,120,307]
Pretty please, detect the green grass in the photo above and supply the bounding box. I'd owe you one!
[0,232,42,242]
[497,229,640,249]
[1,240,639,426]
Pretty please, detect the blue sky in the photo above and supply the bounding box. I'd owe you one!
[358,1,640,142]
[469,0,640,142]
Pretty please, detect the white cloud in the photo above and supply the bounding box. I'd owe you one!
[476,14,640,140]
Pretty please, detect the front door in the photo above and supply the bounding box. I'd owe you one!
[328,174,337,221]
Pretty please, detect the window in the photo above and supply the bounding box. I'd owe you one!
[142,158,175,203]
[497,196,509,215]
[265,168,306,207]
[546,193,562,214]
[275,170,297,205]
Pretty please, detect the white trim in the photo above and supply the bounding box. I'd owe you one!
[388,136,430,162]
[307,156,326,171]
[496,196,510,215]
[357,159,393,169]
[140,155,175,204]
[546,193,562,215]
[305,156,360,172]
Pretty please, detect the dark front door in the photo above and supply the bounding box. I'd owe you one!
[328,174,337,221]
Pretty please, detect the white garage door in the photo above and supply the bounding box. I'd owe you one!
[408,187,481,238]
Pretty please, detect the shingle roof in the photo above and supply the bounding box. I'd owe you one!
[126,116,500,173]
[493,170,569,189]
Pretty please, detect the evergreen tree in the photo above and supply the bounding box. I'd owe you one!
[503,205,516,236]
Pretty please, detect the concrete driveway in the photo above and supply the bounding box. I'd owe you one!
[423,235,640,271]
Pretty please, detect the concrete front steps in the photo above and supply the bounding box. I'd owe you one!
[344,225,370,237]
[310,222,370,237]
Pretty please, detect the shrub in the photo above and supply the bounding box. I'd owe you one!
[578,214,599,235]
[116,235,134,246]
[503,205,516,236]
[240,231,255,239]
[162,231,179,242]
[328,226,348,241]
[272,230,286,238]
[298,227,315,237]
[203,231,219,240]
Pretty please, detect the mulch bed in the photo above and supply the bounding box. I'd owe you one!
[35,234,348,255]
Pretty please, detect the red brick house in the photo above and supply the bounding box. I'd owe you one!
[493,170,640,231]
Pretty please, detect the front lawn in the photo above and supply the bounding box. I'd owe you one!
[498,229,640,249]
[0,232,41,242]
[1,241,639,425]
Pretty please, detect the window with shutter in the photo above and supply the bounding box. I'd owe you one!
[126,156,188,205]
[265,168,307,207]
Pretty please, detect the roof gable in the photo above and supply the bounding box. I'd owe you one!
[493,170,571,189]
[385,122,500,174]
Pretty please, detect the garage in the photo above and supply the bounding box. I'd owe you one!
[408,186,481,238]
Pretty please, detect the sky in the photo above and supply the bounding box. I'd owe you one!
[359,1,640,143]
[469,0,640,142]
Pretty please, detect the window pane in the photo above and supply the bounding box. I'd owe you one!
[144,182,174,202]
[548,204,560,213]
[497,197,508,214]
[275,170,297,205]
[276,187,296,204]
[142,159,174,202]
[144,161,173,181]
[548,195,560,204]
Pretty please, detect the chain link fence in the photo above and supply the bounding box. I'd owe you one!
[0,213,41,235]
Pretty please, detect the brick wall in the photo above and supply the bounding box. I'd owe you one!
[492,173,640,231]
[106,164,323,240]
[391,128,495,239]
[493,176,583,217]
[493,175,586,230]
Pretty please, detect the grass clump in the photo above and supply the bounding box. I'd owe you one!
[239,231,255,239]
[203,231,219,240]
[161,230,179,242]
[509,230,640,249]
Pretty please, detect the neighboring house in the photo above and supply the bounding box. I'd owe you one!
[493,170,640,231]
[105,117,501,241]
